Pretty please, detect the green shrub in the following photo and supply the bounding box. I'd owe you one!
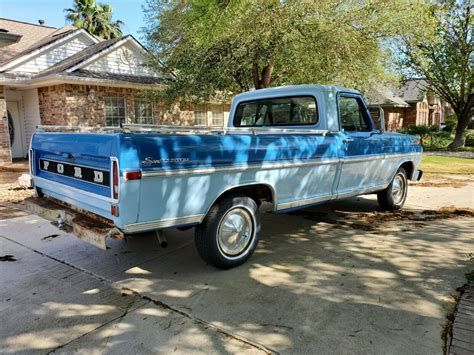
[437,131,452,139]
[466,134,474,147]
[406,124,431,136]
[428,125,440,133]
[443,114,457,132]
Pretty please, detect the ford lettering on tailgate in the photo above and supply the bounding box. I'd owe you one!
[39,159,110,187]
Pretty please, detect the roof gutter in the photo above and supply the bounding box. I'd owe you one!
[0,74,165,90]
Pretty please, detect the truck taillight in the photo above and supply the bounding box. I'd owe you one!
[112,160,119,200]
[124,171,142,180]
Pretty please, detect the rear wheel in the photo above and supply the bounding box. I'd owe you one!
[377,167,408,211]
[195,195,260,269]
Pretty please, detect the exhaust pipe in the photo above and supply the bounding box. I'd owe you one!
[155,231,168,248]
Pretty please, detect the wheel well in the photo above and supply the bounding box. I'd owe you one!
[400,161,414,180]
[215,184,275,207]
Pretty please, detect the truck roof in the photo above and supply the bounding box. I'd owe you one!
[233,84,360,101]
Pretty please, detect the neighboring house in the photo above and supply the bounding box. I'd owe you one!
[0,18,230,164]
[366,79,450,132]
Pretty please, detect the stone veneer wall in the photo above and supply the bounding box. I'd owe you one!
[0,86,12,164]
[38,84,200,127]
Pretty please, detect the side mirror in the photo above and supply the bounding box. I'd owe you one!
[368,105,385,132]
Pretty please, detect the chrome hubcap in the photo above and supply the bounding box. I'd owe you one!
[392,174,406,204]
[217,208,253,256]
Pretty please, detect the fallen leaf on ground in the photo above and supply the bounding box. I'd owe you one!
[0,255,17,262]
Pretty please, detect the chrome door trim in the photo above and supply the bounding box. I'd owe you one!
[276,193,334,211]
[141,158,340,178]
[336,183,389,199]
[124,214,205,233]
[140,152,420,178]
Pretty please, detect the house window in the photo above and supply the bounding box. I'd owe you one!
[194,104,207,126]
[211,104,224,127]
[105,97,126,126]
[134,99,153,124]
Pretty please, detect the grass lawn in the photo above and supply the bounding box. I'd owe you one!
[421,155,474,175]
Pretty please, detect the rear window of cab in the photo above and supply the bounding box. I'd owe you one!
[234,96,318,127]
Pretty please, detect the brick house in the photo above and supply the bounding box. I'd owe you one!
[0,18,230,164]
[367,80,449,132]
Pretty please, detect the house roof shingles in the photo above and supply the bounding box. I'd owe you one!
[400,79,428,102]
[366,87,410,107]
[0,18,63,64]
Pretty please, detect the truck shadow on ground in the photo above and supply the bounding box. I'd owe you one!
[1,197,473,353]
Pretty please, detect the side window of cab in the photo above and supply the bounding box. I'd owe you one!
[339,96,372,132]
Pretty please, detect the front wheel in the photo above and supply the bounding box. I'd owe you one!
[195,195,260,269]
[377,167,408,211]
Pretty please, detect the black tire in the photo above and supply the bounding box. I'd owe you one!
[195,195,260,269]
[377,167,408,211]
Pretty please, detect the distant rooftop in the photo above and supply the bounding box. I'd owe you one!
[366,79,430,107]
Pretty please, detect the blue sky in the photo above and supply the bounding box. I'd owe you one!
[0,0,147,40]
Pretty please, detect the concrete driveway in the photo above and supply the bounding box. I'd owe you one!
[1,175,473,354]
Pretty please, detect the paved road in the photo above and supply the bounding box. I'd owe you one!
[0,180,473,354]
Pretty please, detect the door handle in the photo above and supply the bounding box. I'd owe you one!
[342,138,354,144]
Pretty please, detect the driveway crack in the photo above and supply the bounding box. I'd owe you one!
[121,286,277,354]
[47,296,149,354]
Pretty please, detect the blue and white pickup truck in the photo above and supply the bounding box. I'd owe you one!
[28,85,422,269]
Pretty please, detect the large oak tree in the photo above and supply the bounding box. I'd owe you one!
[143,0,432,103]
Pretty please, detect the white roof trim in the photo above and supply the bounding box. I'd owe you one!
[65,36,136,73]
[0,29,100,72]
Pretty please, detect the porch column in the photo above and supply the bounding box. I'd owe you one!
[0,86,13,164]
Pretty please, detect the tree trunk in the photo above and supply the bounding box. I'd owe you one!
[449,110,471,148]
[253,63,274,89]
[260,64,273,88]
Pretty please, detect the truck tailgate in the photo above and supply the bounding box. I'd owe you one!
[31,132,117,219]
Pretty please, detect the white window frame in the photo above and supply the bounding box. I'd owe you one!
[211,104,224,127]
[134,99,154,124]
[194,103,207,126]
[105,97,126,127]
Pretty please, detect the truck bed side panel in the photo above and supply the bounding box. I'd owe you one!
[131,133,339,231]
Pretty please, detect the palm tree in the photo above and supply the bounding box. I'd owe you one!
[95,4,124,40]
[65,0,123,39]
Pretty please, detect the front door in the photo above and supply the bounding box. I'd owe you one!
[336,94,386,197]
[7,101,26,158]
